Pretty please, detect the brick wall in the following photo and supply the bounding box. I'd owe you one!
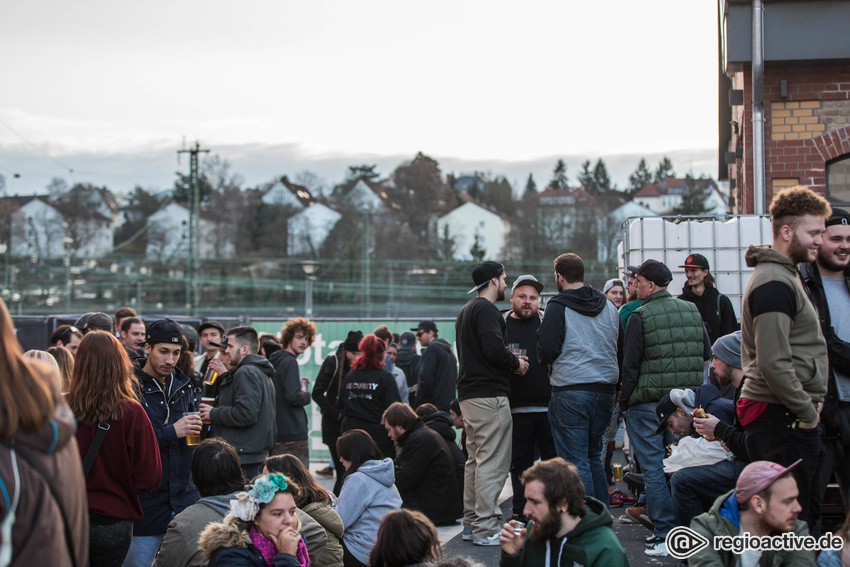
[730,63,850,213]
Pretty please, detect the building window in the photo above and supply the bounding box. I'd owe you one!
[827,155,850,206]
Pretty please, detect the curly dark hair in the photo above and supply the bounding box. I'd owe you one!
[769,186,831,237]
[280,318,317,350]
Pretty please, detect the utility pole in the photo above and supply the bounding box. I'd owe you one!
[177,142,210,315]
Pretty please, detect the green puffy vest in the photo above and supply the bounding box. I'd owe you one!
[630,290,705,405]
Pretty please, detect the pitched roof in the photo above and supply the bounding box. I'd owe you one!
[634,176,719,198]
[533,186,599,207]
[280,177,317,207]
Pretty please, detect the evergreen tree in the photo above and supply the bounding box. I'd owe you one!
[470,230,486,262]
[524,174,537,197]
[577,161,596,193]
[436,224,456,260]
[593,159,613,193]
[346,164,379,182]
[480,177,514,215]
[468,179,482,200]
[653,156,675,184]
[627,158,653,198]
[673,175,711,215]
[549,159,568,190]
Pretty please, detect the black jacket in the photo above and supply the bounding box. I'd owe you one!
[800,261,850,439]
[503,310,551,408]
[395,348,422,390]
[339,367,401,453]
[394,419,462,525]
[678,285,738,344]
[210,354,276,465]
[712,379,750,462]
[456,297,520,401]
[416,338,457,412]
[311,348,350,444]
[420,410,465,491]
[134,364,200,536]
[269,350,311,444]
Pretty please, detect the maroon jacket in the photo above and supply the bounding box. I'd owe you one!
[76,399,162,520]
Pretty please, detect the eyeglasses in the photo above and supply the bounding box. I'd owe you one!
[416,331,427,337]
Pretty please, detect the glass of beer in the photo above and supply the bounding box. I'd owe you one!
[184,411,201,446]
[200,398,215,423]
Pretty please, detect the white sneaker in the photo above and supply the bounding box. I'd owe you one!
[473,533,501,546]
[462,524,473,542]
[645,541,668,557]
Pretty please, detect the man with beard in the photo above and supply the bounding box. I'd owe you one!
[499,458,627,567]
[502,275,556,523]
[269,317,315,467]
[456,260,529,546]
[538,254,622,508]
[199,326,276,479]
[618,268,642,330]
[194,321,225,385]
[800,207,850,513]
[689,460,815,566]
[678,253,738,344]
[128,318,202,567]
[739,186,831,531]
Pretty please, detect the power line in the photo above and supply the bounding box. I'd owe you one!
[0,116,75,175]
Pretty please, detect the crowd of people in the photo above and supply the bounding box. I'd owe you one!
[0,184,849,566]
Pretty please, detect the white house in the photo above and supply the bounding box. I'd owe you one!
[145,202,232,262]
[287,203,342,256]
[262,177,314,209]
[9,197,65,258]
[634,177,728,216]
[437,202,509,261]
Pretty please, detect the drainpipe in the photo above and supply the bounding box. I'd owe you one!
[752,0,766,214]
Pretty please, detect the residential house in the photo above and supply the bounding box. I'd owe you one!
[437,201,509,261]
[597,201,657,263]
[633,177,727,216]
[145,202,234,262]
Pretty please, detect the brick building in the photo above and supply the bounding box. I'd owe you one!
[720,1,850,213]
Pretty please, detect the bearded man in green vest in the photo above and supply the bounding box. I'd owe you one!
[618,259,711,557]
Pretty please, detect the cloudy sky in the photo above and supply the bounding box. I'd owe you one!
[0,1,720,196]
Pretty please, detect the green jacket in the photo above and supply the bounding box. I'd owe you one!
[301,501,344,567]
[627,289,705,405]
[499,497,628,567]
[619,298,642,330]
[690,490,815,567]
[740,245,828,423]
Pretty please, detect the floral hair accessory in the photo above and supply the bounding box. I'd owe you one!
[229,473,291,522]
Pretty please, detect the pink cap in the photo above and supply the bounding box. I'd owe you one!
[735,459,801,504]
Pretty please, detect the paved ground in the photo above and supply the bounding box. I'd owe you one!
[311,447,683,566]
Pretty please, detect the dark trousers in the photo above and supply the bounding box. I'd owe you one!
[342,540,368,567]
[744,403,825,532]
[670,458,747,527]
[814,401,850,522]
[89,518,133,567]
[510,411,557,515]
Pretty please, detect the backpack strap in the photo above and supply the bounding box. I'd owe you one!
[82,422,110,478]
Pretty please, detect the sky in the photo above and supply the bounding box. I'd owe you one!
[0,1,721,197]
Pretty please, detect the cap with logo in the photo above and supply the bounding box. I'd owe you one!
[398,331,417,351]
[145,318,184,346]
[654,394,680,434]
[411,320,438,334]
[468,261,504,294]
[209,335,229,348]
[511,274,544,294]
[735,459,802,504]
[678,253,710,271]
[826,208,850,227]
[626,259,673,287]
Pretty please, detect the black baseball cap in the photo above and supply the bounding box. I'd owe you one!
[411,320,438,334]
[679,254,710,271]
[627,259,673,287]
[827,208,850,227]
[209,335,230,348]
[198,320,225,335]
[468,261,504,294]
[145,318,184,346]
[655,394,679,434]
[86,312,114,332]
[399,331,416,350]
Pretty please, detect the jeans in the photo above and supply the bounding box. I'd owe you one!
[670,458,746,527]
[548,389,615,506]
[624,401,676,538]
[510,411,557,514]
[122,534,165,567]
[744,403,825,532]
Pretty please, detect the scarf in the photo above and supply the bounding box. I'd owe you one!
[249,527,310,567]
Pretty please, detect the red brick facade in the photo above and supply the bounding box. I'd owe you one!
[730,63,850,213]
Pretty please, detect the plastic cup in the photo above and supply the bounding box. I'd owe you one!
[184,411,201,445]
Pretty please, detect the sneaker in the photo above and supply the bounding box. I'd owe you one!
[473,533,501,546]
[462,524,473,542]
[315,466,334,478]
[610,489,635,504]
[618,514,638,524]
[645,534,665,548]
[645,540,668,557]
[609,494,624,508]
[625,506,655,532]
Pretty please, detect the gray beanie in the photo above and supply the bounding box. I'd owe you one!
[712,331,742,369]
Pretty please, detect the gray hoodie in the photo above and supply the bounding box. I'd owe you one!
[336,458,402,564]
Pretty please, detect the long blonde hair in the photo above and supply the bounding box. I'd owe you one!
[0,299,55,436]
[66,331,139,425]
